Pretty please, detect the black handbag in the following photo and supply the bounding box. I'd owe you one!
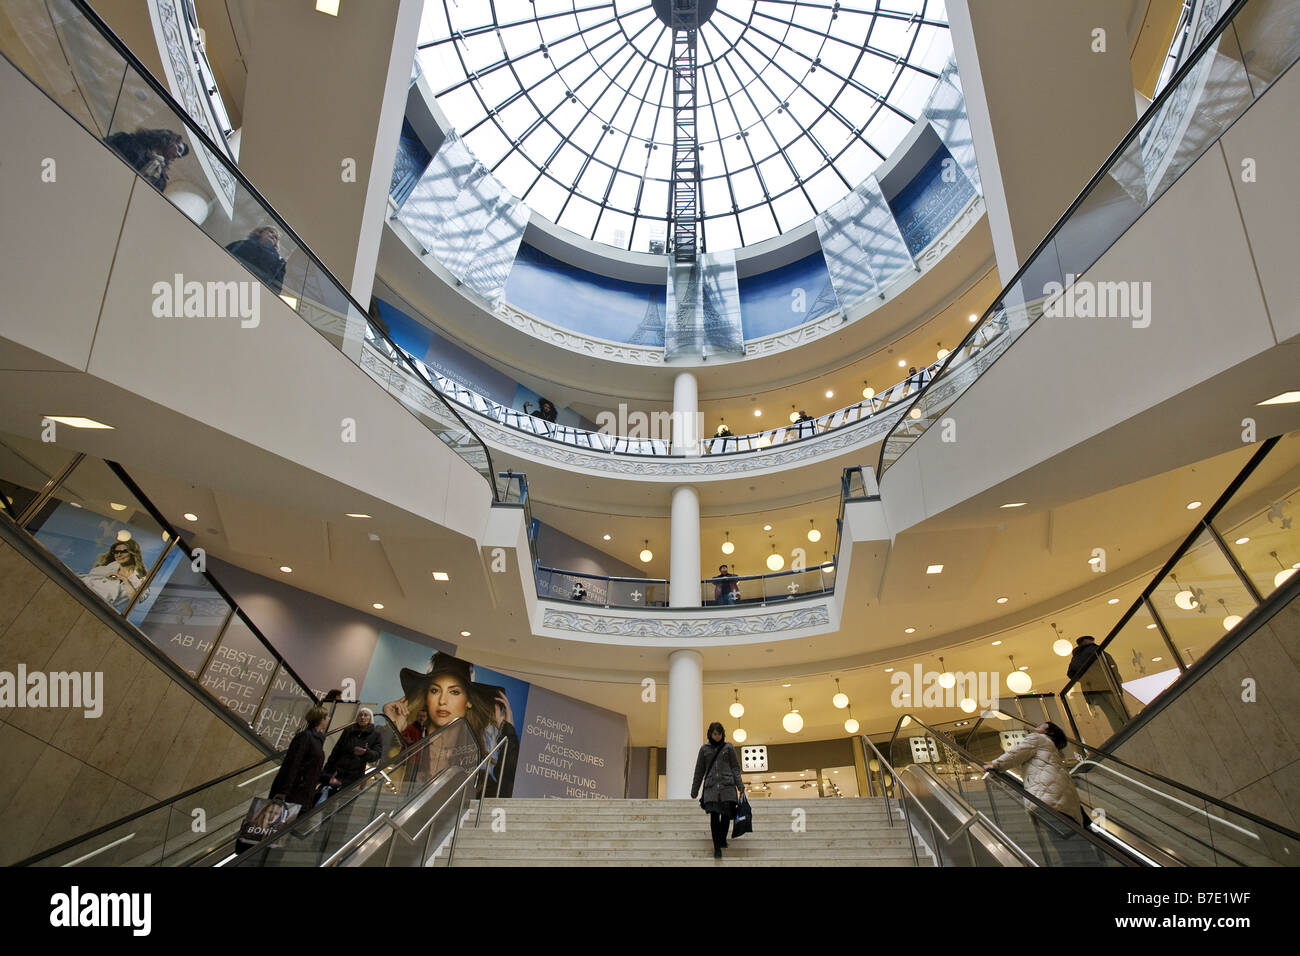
[732,793,753,838]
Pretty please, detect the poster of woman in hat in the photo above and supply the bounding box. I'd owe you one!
[382,652,518,796]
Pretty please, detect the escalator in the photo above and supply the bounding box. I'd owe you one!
[960,712,1300,867]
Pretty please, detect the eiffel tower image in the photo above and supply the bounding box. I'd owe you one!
[628,288,665,346]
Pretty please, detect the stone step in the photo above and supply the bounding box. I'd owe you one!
[454,823,901,836]
[452,855,929,867]
[452,837,915,850]
[450,846,921,861]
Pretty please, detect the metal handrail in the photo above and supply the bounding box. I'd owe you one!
[878,0,1261,478]
[14,0,499,501]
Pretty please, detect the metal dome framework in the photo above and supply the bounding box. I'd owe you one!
[417,0,952,253]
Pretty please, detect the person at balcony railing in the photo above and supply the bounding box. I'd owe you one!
[983,722,1086,828]
[571,580,588,601]
[1066,635,1128,733]
[691,722,745,859]
[524,399,558,423]
[225,226,287,294]
[712,565,740,606]
[103,128,187,192]
[712,421,733,454]
[80,539,147,611]
[792,410,815,441]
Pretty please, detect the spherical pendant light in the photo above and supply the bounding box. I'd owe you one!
[937,657,955,690]
[729,689,744,719]
[960,697,977,713]
[1005,656,1032,694]
[1174,589,1198,610]
[733,727,747,743]
[807,519,822,543]
[639,539,653,563]
[862,382,875,400]
[1053,639,1073,657]
[1271,552,1296,589]
[766,546,784,572]
[844,713,860,734]
[831,678,849,709]
[788,405,799,423]
[721,531,734,555]
[782,698,803,734]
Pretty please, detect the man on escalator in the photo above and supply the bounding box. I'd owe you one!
[1067,635,1128,734]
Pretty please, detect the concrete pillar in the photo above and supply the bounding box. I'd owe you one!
[666,649,703,798]
[235,0,420,309]
[947,0,1139,281]
[669,485,701,608]
[671,370,699,456]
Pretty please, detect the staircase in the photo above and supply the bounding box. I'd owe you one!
[446,798,929,867]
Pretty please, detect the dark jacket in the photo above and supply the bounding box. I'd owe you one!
[1067,643,1122,693]
[268,727,325,807]
[691,741,744,804]
[104,131,170,191]
[485,721,520,798]
[225,238,287,294]
[323,722,382,785]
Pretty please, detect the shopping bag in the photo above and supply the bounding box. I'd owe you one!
[237,796,301,848]
[731,793,753,838]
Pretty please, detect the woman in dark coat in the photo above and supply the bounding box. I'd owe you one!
[691,721,745,858]
[268,705,329,808]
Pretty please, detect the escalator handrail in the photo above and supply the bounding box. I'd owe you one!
[877,0,1256,478]
[40,0,499,502]
[967,710,1300,842]
[230,716,477,860]
[889,713,1140,866]
[857,733,1036,865]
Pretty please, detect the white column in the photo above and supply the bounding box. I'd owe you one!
[671,370,699,456]
[666,649,703,799]
[669,484,701,608]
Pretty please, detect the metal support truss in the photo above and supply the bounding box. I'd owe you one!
[669,0,701,262]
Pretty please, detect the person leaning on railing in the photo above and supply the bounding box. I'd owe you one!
[225,226,287,294]
[103,127,187,192]
[712,565,740,606]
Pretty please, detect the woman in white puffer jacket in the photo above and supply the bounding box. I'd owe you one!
[983,722,1086,825]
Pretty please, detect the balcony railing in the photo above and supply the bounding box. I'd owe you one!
[878,0,1300,477]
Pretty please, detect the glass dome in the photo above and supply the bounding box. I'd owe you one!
[417,0,952,253]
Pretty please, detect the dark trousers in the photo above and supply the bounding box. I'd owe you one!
[709,812,729,849]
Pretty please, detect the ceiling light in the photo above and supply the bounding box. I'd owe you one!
[766,548,784,571]
[1235,536,1249,545]
[862,384,875,399]
[721,531,735,555]
[926,564,943,574]
[432,571,450,581]
[909,407,922,419]
[1186,500,1202,510]
[782,699,803,734]
[1174,589,1199,611]
[1053,639,1073,657]
[42,416,113,429]
[1152,656,1163,663]
[900,716,912,728]
[782,683,791,687]
[832,678,848,709]
[460,631,471,637]
[109,502,127,512]
[280,566,293,573]
[807,520,821,543]
[897,360,906,367]
[639,539,653,563]
[179,512,198,522]
[729,689,744,718]
[995,596,1008,604]
[937,348,949,360]
[753,409,762,417]
[345,513,371,518]
[1006,656,1032,694]
[603,534,611,540]
[960,698,977,713]
[904,627,916,634]
[789,407,799,423]
[315,0,340,14]
[1271,552,1297,589]
[372,603,384,610]
[1222,614,1242,630]
[825,390,834,399]
[1000,502,1026,509]
[115,530,131,542]
[1257,391,1300,405]
[763,524,772,531]
[733,728,747,743]
[1146,623,1157,629]
[968,313,978,322]
[844,716,859,734]
[938,658,954,689]
[884,667,894,673]
[1107,598,1120,605]
[991,640,1002,646]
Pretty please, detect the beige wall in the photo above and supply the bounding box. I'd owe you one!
[0,538,265,864]
[1113,595,1300,831]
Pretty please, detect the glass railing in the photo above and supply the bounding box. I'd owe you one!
[889,715,1134,866]
[528,467,867,610]
[1059,435,1300,743]
[230,717,481,867]
[0,430,319,749]
[962,711,1300,866]
[424,349,934,458]
[879,0,1300,476]
[0,0,497,497]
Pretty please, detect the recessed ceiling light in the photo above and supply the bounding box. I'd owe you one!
[782,682,791,687]
[763,524,772,531]
[346,513,371,518]
[1107,598,1120,605]
[1018,665,1029,671]
[1257,391,1300,405]
[753,409,762,417]
[109,502,127,512]
[968,313,978,322]
[1146,623,1157,629]
[372,603,384,610]
[926,564,943,574]
[1235,536,1249,545]
[42,416,113,429]
[183,512,197,521]
[991,640,1002,646]
[825,390,833,398]
[279,566,293,573]
[603,534,611,540]
[904,627,916,634]
[115,531,132,542]
[1186,500,1202,510]
[460,631,471,637]
[432,571,450,581]
[316,0,340,14]
[884,667,894,673]
[1000,502,1027,509]
[995,597,1008,604]
[898,360,906,367]
[1152,656,1163,662]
